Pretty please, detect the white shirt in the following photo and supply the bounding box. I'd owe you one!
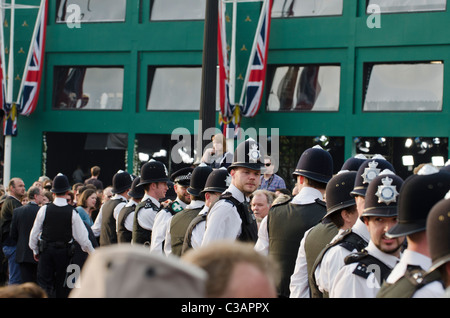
[386,249,445,298]
[136,194,161,231]
[29,197,95,255]
[256,186,324,257]
[150,198,187,255]
[330,240,400,298]
[118,199,139,232]
[190,206,209,250]
[202,184,246,246]
[164,200,205,256]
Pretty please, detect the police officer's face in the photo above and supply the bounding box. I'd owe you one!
[153,182,168,200]
[175,184,190,205]
[231,167,260,196]
[364,216,404,256]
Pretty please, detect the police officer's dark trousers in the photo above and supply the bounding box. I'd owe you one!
[37,245,71,298]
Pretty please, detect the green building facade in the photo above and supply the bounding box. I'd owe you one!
[4,1,450,190]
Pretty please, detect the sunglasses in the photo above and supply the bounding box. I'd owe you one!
[264,163,272,167]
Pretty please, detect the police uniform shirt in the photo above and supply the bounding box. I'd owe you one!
[91,194,128,237]
[314,219,371,296]
[289,227,314,298]
[385,249,444,298]
[29,197,95,255]
[135,194,161,232]
[202,184,248,246]
[189,205,209,250]
[330,240,400,298]
[118,199,140,232]
[255,186,324,256]
[150,197,188,255]
[164,200,205,256]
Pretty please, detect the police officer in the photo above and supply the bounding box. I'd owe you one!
[29,173,95,298]
[150,167,193,254]
[255,145,332,298]
[132,160,169,245]
[168,164,212,257]
[308,171,360,298]
[117,176,145,243]
[426,192,450,297]
[377,166,450,298]
[202,138,263,246]
[99,170,133,246]
[182,167,230,254]
[330,171,405,298]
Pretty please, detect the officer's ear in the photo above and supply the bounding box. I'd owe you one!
[297,175,305,185]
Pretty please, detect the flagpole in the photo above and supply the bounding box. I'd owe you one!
[16,0,44,104]
[3,0,15,187]
[238,0,268,106]
[229,0,237,106]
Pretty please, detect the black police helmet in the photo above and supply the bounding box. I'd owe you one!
[111,170,133,194]
[387,167,450,238]
[322,171,357,222]
[187,164,213,197]
[351,157,395,197]
[340,154,367,172]
[201,168,230,195]
[292,146,333,184]
[227,138,264,172]
[51,173,71,194]
[362,171,403,219]
[128,176,145,199]
[427,195,450,272]
[138,160,170,186]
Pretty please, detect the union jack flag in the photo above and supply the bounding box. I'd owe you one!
[18,0,48,117]
[241,0,273,118]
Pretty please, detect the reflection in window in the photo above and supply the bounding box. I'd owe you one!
[363,63,443,112]
[147,67,220,111]
[53,67,124,110]
[150,0,205,21]
[272,0,343,17]
[267,65,340,112]
[56,0,126,23]
[366,0,446,13]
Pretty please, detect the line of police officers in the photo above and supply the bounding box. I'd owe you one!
[27,137,450,298]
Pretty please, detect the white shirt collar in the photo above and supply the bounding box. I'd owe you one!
[366,240,401,269]
[291,186,323,205]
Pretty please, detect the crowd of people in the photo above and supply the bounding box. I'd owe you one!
[0,135,449,299]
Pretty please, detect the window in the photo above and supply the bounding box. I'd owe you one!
[150,0,205,21]
[266,65,340,112]
[53,66,124,110]
[56,0,127,23]
[363,62,443,112]
[366,0,446,13]
[147,67,221,111]
[272,0,343,18]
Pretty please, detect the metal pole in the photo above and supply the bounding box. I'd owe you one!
[199,0,218,153]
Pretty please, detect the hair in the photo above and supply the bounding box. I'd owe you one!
[77,188,97,208]
[27,186,41,201]
[250,189,277,206]
[8,178,20,189]
[182,241,278,298]
[327,205,357,228]
[213,133,227,153]
[0,282,47,298]
[91,166,101,177]
[43,190,53,202]
[304,176,327,190]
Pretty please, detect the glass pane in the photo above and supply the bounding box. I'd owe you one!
[267,65,340,111]
[367,0,446,13]
[56,0,127,23]
[363,63,443,112]
[150,0,205,21]
[53,67,124,110]
[272,0,343,17]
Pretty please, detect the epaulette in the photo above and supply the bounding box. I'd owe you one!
[336,229,368,252]
[315,198,327,207]
[345,250,391,283]
[143,198,159,211]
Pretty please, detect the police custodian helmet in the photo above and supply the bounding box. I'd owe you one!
[427,193,450,272]
[111,170,134,194]
[387,166,450,238]
[322,171,357,222]
[187,163,213,197]
[138,160,170,187]
[351,157,395,197]
[293,145,333,184]
[227,138,264,172]
[51,173,71,194]
[201,167,230,195]
[362,171,403,219]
